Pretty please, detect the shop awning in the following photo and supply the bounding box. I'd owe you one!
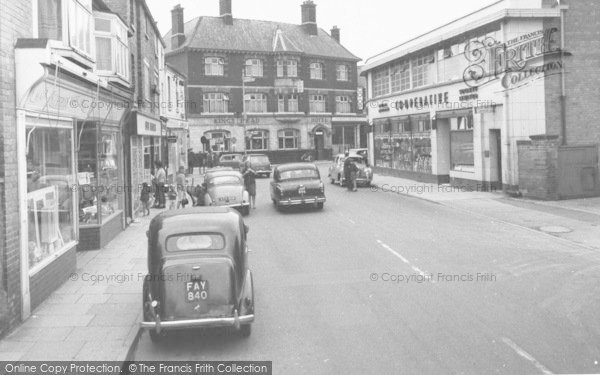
[435,108,472,119]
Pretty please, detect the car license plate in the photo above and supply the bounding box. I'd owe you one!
[298,186,306,195]
[185,280,209,302]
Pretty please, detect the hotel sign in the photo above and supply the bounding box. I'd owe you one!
[213,117,259,125]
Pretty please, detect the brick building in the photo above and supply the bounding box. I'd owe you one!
[164,0,367,163]
[362,0,600,199]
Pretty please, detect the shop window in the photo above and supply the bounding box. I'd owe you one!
[26,124,77,271]
[77,124,122,225]
[143,137,160,170]
[244,93,267,113]
[246,130,269,151]
[451,131,475,170]
[278,129,299,150]
[203,93,229,113]
[206,131,231,152]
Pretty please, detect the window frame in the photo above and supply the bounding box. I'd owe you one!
[202,93,229,113]
[245,58,264,78]
[336,64,349,81]
[278,129,300,150]
[205,57,225,76]
[246,130,269,151]
[309,94,327,113]
[94,12,130,82]
[310,62,324,80]
[244,93,268,113]
[336,95,352,114]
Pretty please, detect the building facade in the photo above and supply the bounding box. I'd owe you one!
[160,63,189,180]
[362,0,600,199]
[164,0,366,164]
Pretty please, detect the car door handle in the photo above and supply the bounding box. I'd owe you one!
[192,266,201,270]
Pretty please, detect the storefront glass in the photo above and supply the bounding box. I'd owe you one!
[26,125,76,270]
[374,119,432,173]
[77,123,122,225]
[450,130,474,170]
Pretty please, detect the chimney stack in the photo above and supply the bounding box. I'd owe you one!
[171,4,185,49]
[220,0,233,25]
[330,26,340,43]
[301,1,318,36]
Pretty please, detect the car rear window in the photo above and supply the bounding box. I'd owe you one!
[208,176,242,185]
[166,234,225,252]
[279,169,319,181]
[250,156,269,163]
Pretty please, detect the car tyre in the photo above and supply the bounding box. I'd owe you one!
[317,202,324,210]
[239,324,252,338]
[242,206,250,216]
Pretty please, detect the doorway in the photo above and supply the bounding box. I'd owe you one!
[314,130,325,160]
[490,129,502,188]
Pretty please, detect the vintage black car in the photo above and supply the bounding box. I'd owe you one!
[270,163,326,210]
[141,208,254,341]
[243,154,272,178]
[202,170,250,216]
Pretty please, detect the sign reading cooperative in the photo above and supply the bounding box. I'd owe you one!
[463,27,563,90]
[394,92,449,111]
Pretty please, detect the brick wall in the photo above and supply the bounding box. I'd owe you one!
[181,51,359,116]
[0,0,32,336]
[517,136,560,200]
[563,0,600,148]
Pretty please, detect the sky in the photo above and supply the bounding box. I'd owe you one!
[146,0,500,64]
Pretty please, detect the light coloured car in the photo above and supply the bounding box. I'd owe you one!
[328,154,373,187]
[202,170,250,216]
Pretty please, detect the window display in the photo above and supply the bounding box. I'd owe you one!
[26,126,76,270]
[77,123,122,225]
[374,129,432,173]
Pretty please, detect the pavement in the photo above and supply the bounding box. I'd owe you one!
[2,164,600,371]
[0,211,161,361]
[131,165,600,374]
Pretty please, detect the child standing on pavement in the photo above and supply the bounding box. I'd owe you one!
[140,183,151,216]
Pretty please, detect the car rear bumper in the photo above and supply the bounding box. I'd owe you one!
[277,197,326,206]
[141,314,254,331]
[255,169,271,174]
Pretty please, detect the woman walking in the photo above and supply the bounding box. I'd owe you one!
[242,161,257,210]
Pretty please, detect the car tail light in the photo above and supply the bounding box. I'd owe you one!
[319,182,324,193]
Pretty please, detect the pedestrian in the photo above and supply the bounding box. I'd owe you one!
[176,166,188,209]
[187,149,195,174]
[140,182,151,216]
[199,151,206,173]
[167,185,178,210]
[343,152,353,191]
[153,161,166,208]
[350,160,359,192]
[207,150,214,169]
[242,161,257,209]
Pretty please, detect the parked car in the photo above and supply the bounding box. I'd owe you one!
[202,170,250,216]
[243,154,272,178]
[141,208,255,342]
[270,163,325,210]
[328,154,373,187]
[219,154,244,170]
[349,148,369,159]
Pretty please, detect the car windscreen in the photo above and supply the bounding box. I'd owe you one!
[279,169,319,181]
[347,157,365,165]
[250,156,269,163]
[208,176,242,186]
[166,234,225,252]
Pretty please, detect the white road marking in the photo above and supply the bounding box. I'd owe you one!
[376,240,409,264]
[348,219,356,225]
[376,240,435,283]
[502,337,553,375]
[339,212,356,225]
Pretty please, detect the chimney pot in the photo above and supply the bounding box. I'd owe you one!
[301,1,318,36]
[331,26,340,43]
[171,4,185,49]
[220,0,233,25]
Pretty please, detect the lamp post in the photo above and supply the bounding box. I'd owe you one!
[242,63,255,152]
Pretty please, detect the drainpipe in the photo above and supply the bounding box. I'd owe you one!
[559,6,567,146]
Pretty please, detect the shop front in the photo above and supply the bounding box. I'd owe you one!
[165,120,190,181]
[130,112,163,217]
[331,117,368,156]
[15,60,128,315]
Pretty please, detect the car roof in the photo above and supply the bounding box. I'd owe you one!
[275,163,318,172]
[205,170,243,179]
[149,208,243,244]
